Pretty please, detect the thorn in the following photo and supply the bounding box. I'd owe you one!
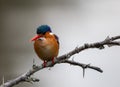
[2,75,4,87]
[83,68,85,78]
[33,58,35,65]
[105,36,115,47]
[82,64,90,78]
[107,44,114,47]
[31,77,40,82]
[99,45,105,49]
[32,58,35,69]
[49,67,52,70]
[105,36,110,41]
[69,57,75,66]
[87,63,91,66]
[32,58,39,69]
[75,46,79,53]
[25,77,40,84]
[72,57,74,61]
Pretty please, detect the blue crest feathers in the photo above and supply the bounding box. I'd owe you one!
[37,25,52,34]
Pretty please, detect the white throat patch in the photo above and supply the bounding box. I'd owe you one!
[38,37,46,41]
[49,33,54,36]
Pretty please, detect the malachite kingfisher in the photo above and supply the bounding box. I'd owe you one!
[31,25,59,67]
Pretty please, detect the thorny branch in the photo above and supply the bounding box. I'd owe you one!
[62,60,103,77]
[1,35,120,87]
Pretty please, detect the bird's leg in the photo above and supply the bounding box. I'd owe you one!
[52,57,54,64]
[43,60,47,67]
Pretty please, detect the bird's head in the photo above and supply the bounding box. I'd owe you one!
[31,25,52,41]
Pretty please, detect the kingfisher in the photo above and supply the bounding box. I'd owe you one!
[31,25,59,67]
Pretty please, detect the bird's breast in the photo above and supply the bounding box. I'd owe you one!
[34,37,59,61]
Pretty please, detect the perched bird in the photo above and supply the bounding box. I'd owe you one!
[31,25,59,67]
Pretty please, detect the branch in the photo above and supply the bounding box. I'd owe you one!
[61,60,103,77]
[1,35,120,87]
[63,60,103,72]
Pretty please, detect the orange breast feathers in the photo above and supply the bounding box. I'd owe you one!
[34,32,59,61]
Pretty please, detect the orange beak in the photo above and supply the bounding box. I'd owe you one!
[31,35,41,41]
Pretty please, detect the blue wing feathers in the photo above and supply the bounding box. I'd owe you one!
[54,34,59,45]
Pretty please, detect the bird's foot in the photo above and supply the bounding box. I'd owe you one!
[43,58,55,67]
[52,57,54,64]
[43,61,47,67]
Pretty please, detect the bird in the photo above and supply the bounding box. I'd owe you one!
[31,25,59,67]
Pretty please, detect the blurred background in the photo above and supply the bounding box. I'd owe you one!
[0,0,120,87]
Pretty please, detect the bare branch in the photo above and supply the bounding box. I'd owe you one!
[62,60,103,73]
[1,35,120,87]
[61,60,103,77]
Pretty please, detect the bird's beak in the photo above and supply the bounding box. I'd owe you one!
[31,35,41,41]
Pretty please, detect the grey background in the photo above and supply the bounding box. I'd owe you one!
[0,0,120,87]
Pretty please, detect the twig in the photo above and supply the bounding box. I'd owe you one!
[61,60,103,77]
[63,60,103,72]
[2,76,4,87]
[1,35,120,87]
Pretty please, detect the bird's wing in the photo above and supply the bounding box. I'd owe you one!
[54,34,59,45]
